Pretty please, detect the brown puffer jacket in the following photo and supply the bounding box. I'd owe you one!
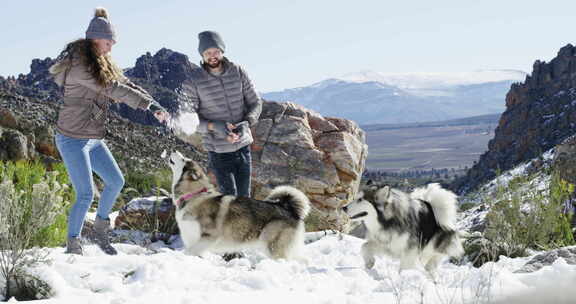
[50,56,154,139]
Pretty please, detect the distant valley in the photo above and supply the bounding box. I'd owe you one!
[361,114,499,172]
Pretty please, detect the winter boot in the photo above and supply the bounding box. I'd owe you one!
[94,217,118,255]
[65,237,83,255]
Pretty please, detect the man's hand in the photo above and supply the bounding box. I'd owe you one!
[153,111,170,123]
[209,121,233,138]
[148,102,170,123]
[226,122,241,143]
[226,132,240,143]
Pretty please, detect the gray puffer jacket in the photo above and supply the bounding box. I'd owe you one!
[50,56,154,139]
[182,58,262,153]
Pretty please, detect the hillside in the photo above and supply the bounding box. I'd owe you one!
[452,44,576,194]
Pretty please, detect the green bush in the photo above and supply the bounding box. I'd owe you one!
[0,160,71,300]
[459,201,477,212]
[0,161,73,248]
[124,168,171,195]
[482,173,575,262]
[115,168,172,213]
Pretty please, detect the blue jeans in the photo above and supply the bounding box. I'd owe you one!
[208,145,252,197]
[55,133,125,238]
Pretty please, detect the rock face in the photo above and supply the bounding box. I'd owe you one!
[453,44,576,194]
[251,101,368,231]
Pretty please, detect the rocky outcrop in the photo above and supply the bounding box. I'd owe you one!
[0,92,59,162]
[118,48,200,125]
[0,89,204,171]
[3,49,199,127]
[453,44,576,194]
[553,134,576,184]
[114,196,178,238]
[0,58,61,103]
[251,101,368,231]
[515,246,576,273]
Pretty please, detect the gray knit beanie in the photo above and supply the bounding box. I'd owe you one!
[198,31,225,55]
[85,7,117,42]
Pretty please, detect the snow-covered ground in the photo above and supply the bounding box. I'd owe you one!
[5,233,576,304]
[4,149,576,303]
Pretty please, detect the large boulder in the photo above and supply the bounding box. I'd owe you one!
[251,101,368,231]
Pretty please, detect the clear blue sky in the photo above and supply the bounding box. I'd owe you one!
[1,1,575,92]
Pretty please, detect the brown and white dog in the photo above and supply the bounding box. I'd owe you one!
[168,151,310,261]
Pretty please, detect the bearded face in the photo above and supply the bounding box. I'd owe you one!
[202,47,224,69]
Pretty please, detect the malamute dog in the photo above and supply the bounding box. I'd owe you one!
[343,182,464,276]
[168,151,310,261]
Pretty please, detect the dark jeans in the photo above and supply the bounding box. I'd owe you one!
[208,145,252,197]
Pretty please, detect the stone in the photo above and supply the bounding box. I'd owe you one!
[515,246,576,273]
[553,135,576,185]
[114,196,178,235]
[0,108,18,129]
[34,125,59,158]
[251,101,368,231]
[0,128,29,161]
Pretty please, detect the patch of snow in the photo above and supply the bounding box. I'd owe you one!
[338,70,527,90]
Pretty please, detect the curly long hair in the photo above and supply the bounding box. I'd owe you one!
[55,38,124,87]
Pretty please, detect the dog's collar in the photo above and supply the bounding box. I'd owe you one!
[176,188,208,207]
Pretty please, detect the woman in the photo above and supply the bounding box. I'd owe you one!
[50,7,169,255]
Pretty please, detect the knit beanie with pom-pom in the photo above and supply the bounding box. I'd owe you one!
[85,7,116,42]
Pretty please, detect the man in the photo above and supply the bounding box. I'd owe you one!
[185,30,262,197]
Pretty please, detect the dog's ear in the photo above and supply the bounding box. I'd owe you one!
[183,168,197,181]
[182,162,201,181]
[366,179,374,186]
[176,150,187,160]
[375,186,391,203]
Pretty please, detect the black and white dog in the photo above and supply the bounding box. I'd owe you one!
[344,183,464,277]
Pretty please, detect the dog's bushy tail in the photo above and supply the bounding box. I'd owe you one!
[411,183,458,231]
[266,186,311,220]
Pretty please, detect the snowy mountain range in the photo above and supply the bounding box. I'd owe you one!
[262,70,527,124]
